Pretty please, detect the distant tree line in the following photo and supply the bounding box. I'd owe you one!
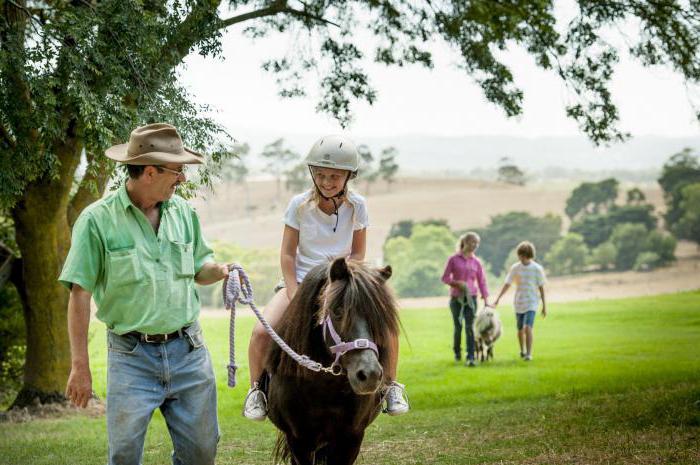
[381,148,700,298]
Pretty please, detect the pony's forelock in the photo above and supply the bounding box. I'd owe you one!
[318,261,399,346]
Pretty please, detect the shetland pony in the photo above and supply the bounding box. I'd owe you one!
[264,257,399,465]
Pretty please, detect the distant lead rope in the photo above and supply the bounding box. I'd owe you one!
[222,264,328,388]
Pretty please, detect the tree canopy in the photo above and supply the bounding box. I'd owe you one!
[544,232,587,276]
[676,183,700,245]
[658,148,700,236]
[569,204,657,248]
[497,157,526,186]
[475,211,562,275]
[3,1,700,213]
[383,223,456,298]
[565,178,619,220]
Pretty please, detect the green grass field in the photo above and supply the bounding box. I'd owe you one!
[1,291,699,464]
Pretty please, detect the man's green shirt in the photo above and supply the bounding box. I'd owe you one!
[59,184,215,335]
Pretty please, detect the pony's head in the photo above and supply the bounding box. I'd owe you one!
[317,257,398,394]
[270,257,399,395]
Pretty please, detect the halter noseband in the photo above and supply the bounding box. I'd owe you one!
[322,315,378,376]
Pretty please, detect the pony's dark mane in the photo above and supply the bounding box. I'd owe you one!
[267,259,399,379]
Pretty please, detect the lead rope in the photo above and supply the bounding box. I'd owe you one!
[222,264,329,388]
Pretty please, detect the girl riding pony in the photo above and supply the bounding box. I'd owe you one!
[244,135,409,420]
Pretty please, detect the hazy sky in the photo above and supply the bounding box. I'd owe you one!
[179,4,699,142]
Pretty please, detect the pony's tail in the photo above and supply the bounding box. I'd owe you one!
[274,434,330,465]
[273,433,291,464]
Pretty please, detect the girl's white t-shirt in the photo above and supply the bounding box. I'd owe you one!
[283,190,369,283]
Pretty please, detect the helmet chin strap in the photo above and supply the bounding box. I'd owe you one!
[308,167,351,233]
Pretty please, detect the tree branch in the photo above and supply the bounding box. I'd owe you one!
[7,0,39,22]
[219,5,339,29]
[155,1,338,89]
[156,0,225,73]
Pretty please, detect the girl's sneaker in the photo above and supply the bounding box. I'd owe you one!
[384,381,410,416]
[520,352,526,359]
[243,383,267,421]
[524,354,532,361]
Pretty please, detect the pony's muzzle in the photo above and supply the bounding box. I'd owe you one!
[345,351,383,395]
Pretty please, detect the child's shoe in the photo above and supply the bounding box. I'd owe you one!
[243,382,267,421]
[384,381,410,416]
[524,354,532,361]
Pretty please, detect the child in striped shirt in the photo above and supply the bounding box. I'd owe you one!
[493,241,547,361]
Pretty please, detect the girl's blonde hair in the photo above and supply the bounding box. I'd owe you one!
[457,232,480,253]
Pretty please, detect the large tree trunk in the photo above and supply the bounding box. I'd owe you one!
[10,141,82,408]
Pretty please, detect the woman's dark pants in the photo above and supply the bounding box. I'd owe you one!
[449,296,477,361]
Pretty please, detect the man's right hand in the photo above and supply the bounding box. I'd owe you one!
[66,365,93,408]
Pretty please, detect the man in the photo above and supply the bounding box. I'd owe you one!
[59,123,229,465]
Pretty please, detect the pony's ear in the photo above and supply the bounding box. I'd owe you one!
[329,257,350,282]
[378,265,392,281]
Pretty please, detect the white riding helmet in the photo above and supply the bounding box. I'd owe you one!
[305,135,359,178]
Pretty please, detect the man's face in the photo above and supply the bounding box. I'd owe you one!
[150,164,186,201]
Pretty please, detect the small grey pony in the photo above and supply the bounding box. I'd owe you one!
[474,308,502,362]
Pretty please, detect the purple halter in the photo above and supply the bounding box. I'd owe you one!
[322,315,379,375]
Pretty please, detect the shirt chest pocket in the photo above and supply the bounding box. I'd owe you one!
[107,248,143,288]
[170,241,195,278]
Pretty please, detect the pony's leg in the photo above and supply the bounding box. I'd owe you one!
[326,433,364,465]
[285,435,315,465]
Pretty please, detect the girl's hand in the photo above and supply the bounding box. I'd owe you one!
[541,306,547,318]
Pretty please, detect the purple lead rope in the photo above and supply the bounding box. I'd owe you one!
[222,264,328,388]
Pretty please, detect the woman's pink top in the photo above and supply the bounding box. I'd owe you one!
[441,253,489,298]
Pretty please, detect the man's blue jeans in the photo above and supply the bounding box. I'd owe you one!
[106,321,219,465]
